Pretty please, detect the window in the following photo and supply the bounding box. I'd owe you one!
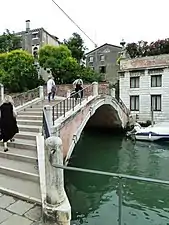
[151,95,161,111]
[151,75,162,87]
[100,55,105,61]
[99,66,106,73]
[130,96,139,111]
[89,56,94,62]
[32,32,38,39]
[130,77,139,88]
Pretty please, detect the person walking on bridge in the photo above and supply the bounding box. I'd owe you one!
[47,75,56,102]
[0,95,19,152]
[73,75,83,100]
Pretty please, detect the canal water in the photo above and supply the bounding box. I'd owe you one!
[65,129,169,225]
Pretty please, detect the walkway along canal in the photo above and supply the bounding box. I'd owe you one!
[65,129,169,225]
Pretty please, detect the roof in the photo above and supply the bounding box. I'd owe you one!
[86,43,122,55]
[15,27,59,41]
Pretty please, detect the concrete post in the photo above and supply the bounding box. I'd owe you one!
[44,105,53,130]
[39,86,44,100]
[67,90,71,98]
[92,82,98,96]
[110,88,116,98]
[0,84,4,102]
[43,136,71,225]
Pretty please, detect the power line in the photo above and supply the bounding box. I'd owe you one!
[51,0,98,48]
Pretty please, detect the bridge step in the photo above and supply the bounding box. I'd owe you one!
[17,119,42,126]
[0,96,85,205]
[0,173,41,204]
[18,124,41,133]
[0,100,42,204]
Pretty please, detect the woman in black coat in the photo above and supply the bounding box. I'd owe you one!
[0,95,19,152]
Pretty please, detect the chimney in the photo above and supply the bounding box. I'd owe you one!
[26,20,30,32]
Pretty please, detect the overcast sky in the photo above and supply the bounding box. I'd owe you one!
[0,0,169,51]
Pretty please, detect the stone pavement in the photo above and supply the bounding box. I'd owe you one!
[0,193,43,225]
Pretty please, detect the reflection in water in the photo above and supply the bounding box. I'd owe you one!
[65,130,169,225]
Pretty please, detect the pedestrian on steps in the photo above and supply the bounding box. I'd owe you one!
[0,95,19,152]
[47,75,56,102]
[73,75,83,101]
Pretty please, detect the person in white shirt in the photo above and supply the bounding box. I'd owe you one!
[47,75,56,102]
[73,75,83,100]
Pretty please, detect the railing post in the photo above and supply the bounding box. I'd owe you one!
[118,177,123,225]
[0,84,4,103]
[92,82,98,96]
[43,136,71,225]
[39,86,44,100]
[67,90,71,98]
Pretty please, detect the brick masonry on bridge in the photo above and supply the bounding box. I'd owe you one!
[57,96,128,159]
[43,82,110,97]
[59,100,94,157]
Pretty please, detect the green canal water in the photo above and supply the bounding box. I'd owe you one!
[65,129,169,225]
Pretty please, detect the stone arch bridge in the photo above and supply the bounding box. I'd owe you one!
[48,82,130,163]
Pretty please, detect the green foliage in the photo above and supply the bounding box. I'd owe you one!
[39,44,100,84]
[80,66,102,83]
[126,39,169,58]
[0,29,21,53]
[0,50,40,92]
[39,44,79,83]
[64,33,87,63]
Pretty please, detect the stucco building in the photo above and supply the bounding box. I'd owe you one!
[15,20,59,81]
[119,54,169,123]
[16,20,59,55]
[86,43,121,84]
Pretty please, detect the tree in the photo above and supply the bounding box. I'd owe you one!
[0,29,21,53]
[64,33,87,63]
[39,44,80,83]
[126,38,169,58]
[80,66,102,83]
[0,50,40,92]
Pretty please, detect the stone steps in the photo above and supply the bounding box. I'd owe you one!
[0,173,41,204]
[0,139,36,151]
[15,131,37,141]
[0,98,67,205]
[0,101,44,204]
[17,119,42,126]
[18,125,41,133]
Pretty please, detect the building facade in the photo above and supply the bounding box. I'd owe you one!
[16,20,59,55]
[86,44,121,84]
[119,54,169,123]
[15,20,59,81]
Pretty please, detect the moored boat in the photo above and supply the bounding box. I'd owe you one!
[127,122,169,142]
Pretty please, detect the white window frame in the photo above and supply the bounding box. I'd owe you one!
[32,32,39,40]
[89,56,94,63]
[130,77,139,88]
[151,95,161,111]
[100,55,105,61]
[130,96,139,111]
[151,75,162,87]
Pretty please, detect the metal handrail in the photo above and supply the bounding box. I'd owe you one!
[52,84,93,125]
[53,163,169,225]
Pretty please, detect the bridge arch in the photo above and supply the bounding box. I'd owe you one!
[59,96,129,164]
